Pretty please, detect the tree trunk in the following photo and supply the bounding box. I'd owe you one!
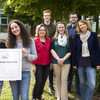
[30,23,36,36]
[96,15,99,34]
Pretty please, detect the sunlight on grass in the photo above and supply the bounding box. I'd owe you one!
[0,67,99,100]
[0,67,57,100]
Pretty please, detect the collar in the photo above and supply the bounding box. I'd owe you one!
[43,22,52,26]
[69,24,77,29]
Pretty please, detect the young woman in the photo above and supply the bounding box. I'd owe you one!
[72,19,100,100]
[6,20,37,100]
[31,24,52,100]
[51,21,73,100]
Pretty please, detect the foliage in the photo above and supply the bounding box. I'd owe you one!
[3,0,100,22]
[95,69,100,92]
[0,0,7,9]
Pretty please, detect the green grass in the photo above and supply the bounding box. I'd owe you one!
[0,69,57,100]
[0,68,100,100]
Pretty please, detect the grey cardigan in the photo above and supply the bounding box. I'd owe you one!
[16,39,37,71]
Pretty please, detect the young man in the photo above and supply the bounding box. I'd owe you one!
[67,12,82,100]
[43,10,56,95]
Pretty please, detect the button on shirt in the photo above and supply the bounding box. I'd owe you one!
[67,25,77,39]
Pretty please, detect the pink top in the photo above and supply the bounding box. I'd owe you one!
[31,37,52,65]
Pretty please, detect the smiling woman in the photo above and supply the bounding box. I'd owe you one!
[73,19,100,100]
[6,19,37,100]
[31,24,51,100]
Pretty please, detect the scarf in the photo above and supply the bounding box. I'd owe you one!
[80,30,91,57]
[58,34,67,47]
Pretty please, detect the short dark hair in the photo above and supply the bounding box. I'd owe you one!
[69,12,78,18]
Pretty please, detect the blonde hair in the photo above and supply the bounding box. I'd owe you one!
[76,19,91,34]
[53,21,69,39]
[35,24,48,37]
[43,10,51,15]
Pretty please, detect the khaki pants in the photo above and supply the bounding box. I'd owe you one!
[53,64,70,100]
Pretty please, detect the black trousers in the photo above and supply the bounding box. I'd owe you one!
[49,69,53,87]
[32,64,50,99]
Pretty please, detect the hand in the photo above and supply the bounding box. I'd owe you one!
[22,48,28,57]
[60,58,65,65]
[50,62,53,70]
[73,66,77,69]
[97,66,100,69]
[57,58,63,66]
[32,64,36,73]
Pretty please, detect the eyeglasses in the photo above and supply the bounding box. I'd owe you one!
[39,30,45,32]
[70,17,77,18]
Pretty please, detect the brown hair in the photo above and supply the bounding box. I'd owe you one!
[76,19,91,34]
[53,21,69,39]
[43,10,51,15]
[69,12,78,18]
[6,20,31,48]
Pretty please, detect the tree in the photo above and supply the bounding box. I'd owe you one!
[3,0,100,35]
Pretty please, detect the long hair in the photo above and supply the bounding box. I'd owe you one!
[53,21,69,39]
[6,20,31,48]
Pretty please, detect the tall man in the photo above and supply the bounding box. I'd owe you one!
[43,10,56,95]
[67,12,81,100]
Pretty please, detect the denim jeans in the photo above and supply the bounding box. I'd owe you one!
[78,66,96,100]
[0,81,3,95]
[9,71,30,100]
[68,66,81,96]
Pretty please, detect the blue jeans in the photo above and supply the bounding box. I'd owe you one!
[9,71,30,100]
[0,81,3,95]
[78,66,96,100]
[68,66,81,96]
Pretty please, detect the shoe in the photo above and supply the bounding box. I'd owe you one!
[49,86,55,95]
[77,95,82,100]
[37,97,44,100]
[32,99,36,100]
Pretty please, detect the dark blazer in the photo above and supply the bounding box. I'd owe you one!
[72,32,100,68]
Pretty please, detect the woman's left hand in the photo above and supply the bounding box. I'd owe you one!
[97,66,100,69]
[22,48,28,57]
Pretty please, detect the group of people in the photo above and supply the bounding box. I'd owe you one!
[0,10,100,100]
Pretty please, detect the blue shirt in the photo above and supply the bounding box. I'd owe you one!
[67,24,77,39]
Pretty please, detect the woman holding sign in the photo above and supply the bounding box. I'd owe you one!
[6,20,37,100]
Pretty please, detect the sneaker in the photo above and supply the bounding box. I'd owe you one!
[49,86,55,95]
[32,99,36,100]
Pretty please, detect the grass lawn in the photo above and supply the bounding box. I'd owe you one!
[0,67,100,100]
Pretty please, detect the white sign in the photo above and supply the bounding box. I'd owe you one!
[0,49,22,80]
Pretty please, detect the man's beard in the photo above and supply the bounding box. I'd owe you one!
[72,22,77,24]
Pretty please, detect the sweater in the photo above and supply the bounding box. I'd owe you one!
[31,37,52,65]
[16,39,37,71]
